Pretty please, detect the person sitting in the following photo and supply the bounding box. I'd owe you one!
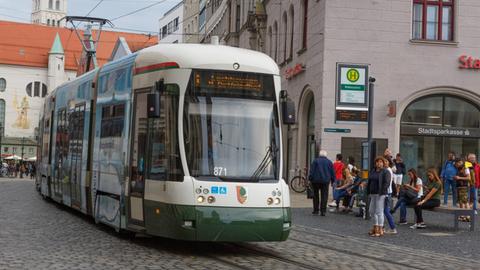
[390,168,423,224]
[332,168,354,212]
[410,168,442,229]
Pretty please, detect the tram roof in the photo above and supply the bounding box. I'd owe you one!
[135,43,280,75]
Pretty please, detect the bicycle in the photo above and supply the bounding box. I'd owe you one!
[289,166,309,193]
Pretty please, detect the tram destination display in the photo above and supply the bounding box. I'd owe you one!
[336,109,368,122]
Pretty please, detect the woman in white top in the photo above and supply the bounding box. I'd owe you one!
[390,168,423,224]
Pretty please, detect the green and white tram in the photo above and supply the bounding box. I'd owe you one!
[37,43,292,241]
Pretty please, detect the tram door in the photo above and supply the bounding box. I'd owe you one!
[128,91,149,225]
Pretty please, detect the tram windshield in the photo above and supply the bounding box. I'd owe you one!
[184,70,280,182]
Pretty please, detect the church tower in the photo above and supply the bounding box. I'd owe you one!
[31,0,67,27]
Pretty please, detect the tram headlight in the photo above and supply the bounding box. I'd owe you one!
[207,196,216,203]
[271,191,277,197]
[277,191,282,196]
[203,188,209,194]
[274,198,281,205]
[197,196,205,203]
[195,188,202,194]
[267,197,274,205]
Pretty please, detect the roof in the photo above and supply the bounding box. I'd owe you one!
[135,43,280,75]
[49,33,64,54]
[0,20,158,71]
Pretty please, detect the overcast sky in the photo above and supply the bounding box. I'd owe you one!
[0,0,182,34]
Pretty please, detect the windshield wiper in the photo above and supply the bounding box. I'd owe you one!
[249,145,277,182]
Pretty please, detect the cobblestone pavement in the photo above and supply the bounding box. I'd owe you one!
[0,178,477,269]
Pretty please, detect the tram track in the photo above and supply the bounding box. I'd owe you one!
[291,225,477,269]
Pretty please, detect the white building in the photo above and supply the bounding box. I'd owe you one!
[31,0,67,27]
[158,1,184,43]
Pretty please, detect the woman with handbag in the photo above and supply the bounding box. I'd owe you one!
[367,156,391,237]
[390,168,423,224]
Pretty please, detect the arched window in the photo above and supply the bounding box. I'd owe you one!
[47,19,50,26]
[282,12,288,62]
[52,19,55,26]
[26,81,48,97]
[400,94,480,178]
[289,5,294,59]
[301,0,309,50]
[273,21,278,62]
[49,0,53,9]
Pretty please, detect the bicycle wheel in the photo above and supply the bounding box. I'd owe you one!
[290,176,307,193]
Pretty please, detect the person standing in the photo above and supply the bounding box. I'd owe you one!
[309,150,335,216]
[367,157,391,237]
[383,159,397,234]
[468,153,480,214]
[440,151,458,206]
[329,154,345,207]
[393,153,406,196]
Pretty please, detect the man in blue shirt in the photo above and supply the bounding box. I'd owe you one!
[440,151,458,206]
[309,150,336,216]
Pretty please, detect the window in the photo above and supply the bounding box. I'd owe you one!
[341,138,388,171]
[26,81,47,97]
[49,0,53,9]
[273,21,278,62]
[29,148,34,154]
[47,19,50,26]
[56,0,60,10]
[57,20,60,27]
[162,26,167,39]
[412,0,454,41]
[101,104,125,138]
[52,20,55,26]
[0,78,6,92]
[301,0,308,50]
[147,84,183,181]
[173,17,179,32]
[235,4,240,32]
[0,99,4,136]
[289,5,294,59]
[282,12,287,62]
[12,147,16,154]
[268,26,272,57]
[3,147,8,153]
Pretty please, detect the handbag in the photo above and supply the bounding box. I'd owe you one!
[399,187,418,200]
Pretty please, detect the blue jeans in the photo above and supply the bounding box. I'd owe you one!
[334,189,348,206]
[470,187,477,210]
[384,195,396,229]
[443,179,457,205]
[392,197,408,222]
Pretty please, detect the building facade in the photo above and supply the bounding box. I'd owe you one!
[183,0,200,43]
[264,0,480,179]
[158,1,184,43]
[31,0,67,27]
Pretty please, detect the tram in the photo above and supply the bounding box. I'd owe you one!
[36,43,292,241]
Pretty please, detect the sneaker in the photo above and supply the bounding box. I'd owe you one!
[328,201,337,207]
[384,228,398,234]
[398,221,408,225]
[410,223,426,229]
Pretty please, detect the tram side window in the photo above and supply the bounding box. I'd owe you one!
[100,104,125,138]
[147,84,183,181]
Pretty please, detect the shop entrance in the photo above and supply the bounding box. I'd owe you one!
[400,95,480,179]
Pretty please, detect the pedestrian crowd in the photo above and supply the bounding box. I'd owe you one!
[307,148,480,237]
[0,161,36,179]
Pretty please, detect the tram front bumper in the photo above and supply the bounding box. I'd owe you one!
[194,206,291,242]
[144,201,291,242]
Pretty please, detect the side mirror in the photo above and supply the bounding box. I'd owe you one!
[281,98,296,125]
[147,80,165,118]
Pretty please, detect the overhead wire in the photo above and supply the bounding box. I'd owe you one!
[109,0,168,22]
